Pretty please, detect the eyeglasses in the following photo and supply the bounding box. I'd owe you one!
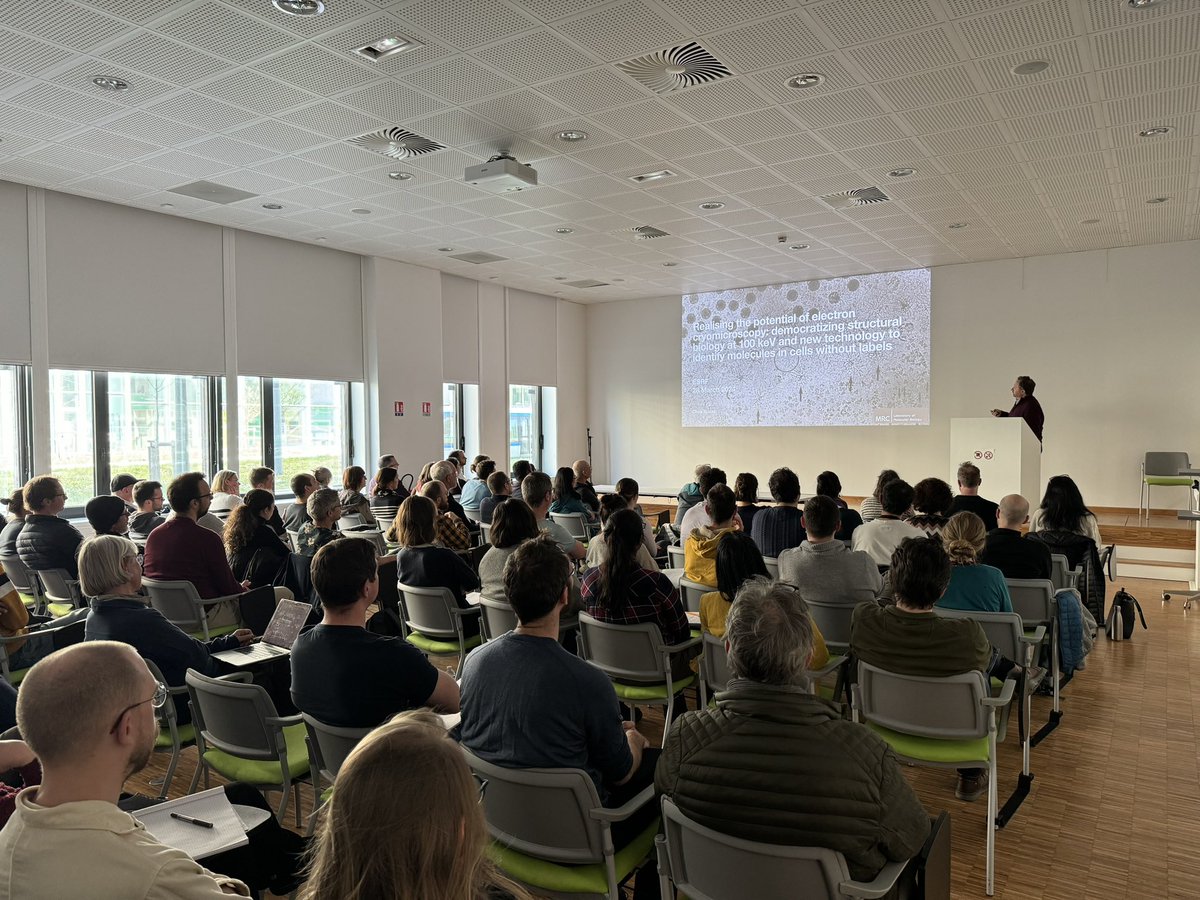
[197,492,214,500]
[54,493,68,499]
[472,772,488,803]
[110,681,168,734]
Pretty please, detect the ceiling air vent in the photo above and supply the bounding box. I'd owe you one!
[348,127,445,160]
[628,225,670,239]
[449,251,508,264]
[566,279,609,288]
[818,187,890,209]
[167,180,257,204]
[616,42,732,94]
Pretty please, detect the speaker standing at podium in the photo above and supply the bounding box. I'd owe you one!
[990,375,1044,445]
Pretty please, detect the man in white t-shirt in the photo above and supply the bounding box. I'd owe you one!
[851,479,924,567]
[521,472,586,561]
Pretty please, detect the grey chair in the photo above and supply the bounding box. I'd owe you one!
[301,713,372,827]
[0,554,44,614]
[853,662,1013,896]
[676,577,709,614]
[1049,554,1081,592]
[0,615,85,686]
[550,512,597,542]
[34,567,84,616]
[762,556,780,579]
[1005,578,1061,730]
[477,594,519,641]
[338,512,368,530]
[142,576,242,640]
[576,613,699,746]
[803,597,857,655]
[463,747,660,900]
[697,631,732,706]
[656,796,907,900]
[666,545,685,569]
[1140,451,1192,523]
[465,506,484,524]
[480,523,492,546]
[185,668,309,825]
[396,582,482,671]
[142,659,192,799]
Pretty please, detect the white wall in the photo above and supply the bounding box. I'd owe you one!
[587,240,1200,508]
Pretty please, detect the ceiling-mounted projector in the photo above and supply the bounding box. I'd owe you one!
[465,153,538,193]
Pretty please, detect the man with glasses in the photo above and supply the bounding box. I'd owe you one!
[129,480,166,539]
[15,475,83,579]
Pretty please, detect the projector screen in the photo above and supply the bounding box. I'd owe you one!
[682,268,931,427]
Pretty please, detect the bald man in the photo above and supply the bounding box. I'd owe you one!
[979,494,1052,580]
[572,459,600,513]
[0,642,250,896]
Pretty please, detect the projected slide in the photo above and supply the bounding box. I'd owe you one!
[682,269,930,427]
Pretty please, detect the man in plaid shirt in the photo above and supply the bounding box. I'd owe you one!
[420,481,472,551]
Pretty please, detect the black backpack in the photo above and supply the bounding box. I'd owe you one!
[1105,587,1147,641]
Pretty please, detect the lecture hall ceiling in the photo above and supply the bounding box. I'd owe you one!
[0,0,1196,302]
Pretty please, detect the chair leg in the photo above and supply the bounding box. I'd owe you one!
[160,747,180,800]
[276,780,291,822]
[986,733,998,896]
[187,758,203,794]
[293,782,302,828]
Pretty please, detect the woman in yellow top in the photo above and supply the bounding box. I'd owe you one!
[700,531,829,668]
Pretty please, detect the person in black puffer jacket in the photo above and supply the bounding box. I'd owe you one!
[15,476,83,579]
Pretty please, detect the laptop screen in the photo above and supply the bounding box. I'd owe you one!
[261,599,312,649]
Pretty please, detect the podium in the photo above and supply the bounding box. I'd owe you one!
[949,417,1041,503]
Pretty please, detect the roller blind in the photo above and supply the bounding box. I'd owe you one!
[506,289,557,386]
[0,181,30,364]
[441,273,480,383]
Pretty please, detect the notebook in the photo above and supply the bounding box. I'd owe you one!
[212,598,312,666]
[137,787,248,859]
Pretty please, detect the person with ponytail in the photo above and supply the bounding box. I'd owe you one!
[935,511,1012,614]
[224,488,290,587]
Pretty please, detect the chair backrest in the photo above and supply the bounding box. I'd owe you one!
[0,555,39,596]
[549,512,588,541]
[856,661,988,740]
[667,545,685,569]
[576,612,667,683]
[301,713,371,783]
[677,578,709,613]
[36,568,81,606]
[339,512,367,530]
[477,595,518,641]
[462,747,608,865]
[762,556,779,579]
[936,608,1024,664]
[285,530,301,551]
[701,631,732,694]
[397,583,459,638]
[660,796,855,900]
[143,658,183,731]
[1049,554,1077,591]
[803,597,856,650]
[185,668,286,760]
[464,506,483,523]
[1005,578,1055,626]
[480,523,492,546]
[211,507,232,521]
[142,577,206,632]
[1145,451,1190,476]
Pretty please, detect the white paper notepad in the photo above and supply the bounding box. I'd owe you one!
[137,787,249,859]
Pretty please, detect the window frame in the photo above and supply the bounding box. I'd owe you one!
[0,364,33,492]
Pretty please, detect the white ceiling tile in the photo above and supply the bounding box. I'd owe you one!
[6,83,125,126]
[102,110,207,145]
[703,11,830,72]
[1005,104,1098,141]
[198,69,317,116]
[467,89,575,132]
[404,56,521,106]
[666,78,775,120]
[786,87,888,129]
[554,0,688,63]
[99,31,229,85]
[873,65,979,111]
[814,115,910,151]
[158,2,296,64]
[993,75,1092,118]
[974,39,1085,92]
[844,26,964,81]
[1090,11,1200,70]
[589,98,692,137]
[146,92,261,132]
[255,46,380,96]
[394,0,540,51]
[2,0,128,51]
[277,101,384,140]
[476,29,601,84]
[953,0,1076,57]
[897,98,994,134]
[186,135,279,167]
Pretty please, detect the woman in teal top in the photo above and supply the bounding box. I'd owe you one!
[548,467,596,521]
[936,511,1013,613]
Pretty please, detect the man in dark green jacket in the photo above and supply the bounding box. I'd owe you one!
[656,578,931,884]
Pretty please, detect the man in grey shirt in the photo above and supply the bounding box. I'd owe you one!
[779,495,882,605]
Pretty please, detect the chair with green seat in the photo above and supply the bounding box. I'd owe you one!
[185,668,310,825]
[1005,577,1061,742]
[656,795,912,900]
[141,577,242,640]
[396,582,482,671]
[576,613,700,746]
[142,658,193,799]
[853,661,1013,897]
[33,568,83,618]
[0,615,85,686]
[301,713,372,830]
[1140,451,1192,524]
[0,554,45,614]
[463,747,660,900]
[696,630,848,707]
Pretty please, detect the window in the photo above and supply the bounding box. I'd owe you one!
[106,372,211,485]
[272,378,349,479]
[237,376,264,484]
[508,384,541,472]
[49,369,95,504]
[0,365,30,493]
[443,383,481,461]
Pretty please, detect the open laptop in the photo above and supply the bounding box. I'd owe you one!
[212,598,312,667]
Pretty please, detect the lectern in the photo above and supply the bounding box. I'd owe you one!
[949,417,1041,503]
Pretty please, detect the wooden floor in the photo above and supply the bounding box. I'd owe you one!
[131,575,1199,900]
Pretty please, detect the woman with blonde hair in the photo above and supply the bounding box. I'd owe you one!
[302,709,530,900]
[209,469,243,515]
[935,511,1012,613]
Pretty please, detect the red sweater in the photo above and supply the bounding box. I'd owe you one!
[143,516,244,599]
[0,761,40,828]
[1001,395,1044,443]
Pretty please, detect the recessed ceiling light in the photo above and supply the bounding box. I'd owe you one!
[556,130,589,142]
[352,34,421,61]
[663,261,678,267]
[789,244,809,250]
[629,169,675,183]
[1080,218,1102,224]
[887,168,915,178]
[438,247,454,252]
[555,227,574,234]
[262,203,283,210]
[1128,0,1163,8]
[387,171,413,180]
[1139,126,1172,137]
[948,222,970,229]
[350,208,371,215]
[699,201,725,210]
[786,73,825,89]
[1011,60,1051,76]
[1146,197,1169,204]
[91,76,129,91]
[272,0,324,16]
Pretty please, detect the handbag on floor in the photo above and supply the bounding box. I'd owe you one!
[1105,587,1147,641]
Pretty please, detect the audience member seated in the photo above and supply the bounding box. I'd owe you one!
[816,470,863,540]
[313,465,332,490]
[851,479,924,567]
[851,537,1011,801]
[573,458,600,513]
[301,709,525,900]
[947,462,999,530]
[248,467,285,535]
[0,642,305,896]
[0,565,87,674]
[296,488,343,558]
[677,466,731,537]
[478,470,512,525]
[225,489,291,587]
[291,539,457,728]
[282,472,317,532]
[614,477,659,559]
[81,535,252,725]
[1029,474,1103,547]
[906,477,954,537]
[393,496,480,638]
[657,579,930,884]
[732,472,761,536]
[16,476,83,579]
[208,469,242,515]
[448,449,469,495]
[455,535,658,899]
[0,490,26,557]
[366,453,397,496]
[416,481,472,551]
[368,466,405,524]
[128,481,165,538]
[109,474,138,514]
[779,496,882,606]
[521,472,586,560]
[85,495,129,537]
[431,460,470,526]
[750,467,804,558]
[587,495,658,572]
[414,460,435,494]
[859,468,900,523]
[674,463,710,527]
[511,459,534,494]
[937,512,1013,613]
[980,494,1052,580]
[683,484,737,587]
[459,457,495,511]
[338,466,376,526]
[549,466,596,523]
[478,500,542,601]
